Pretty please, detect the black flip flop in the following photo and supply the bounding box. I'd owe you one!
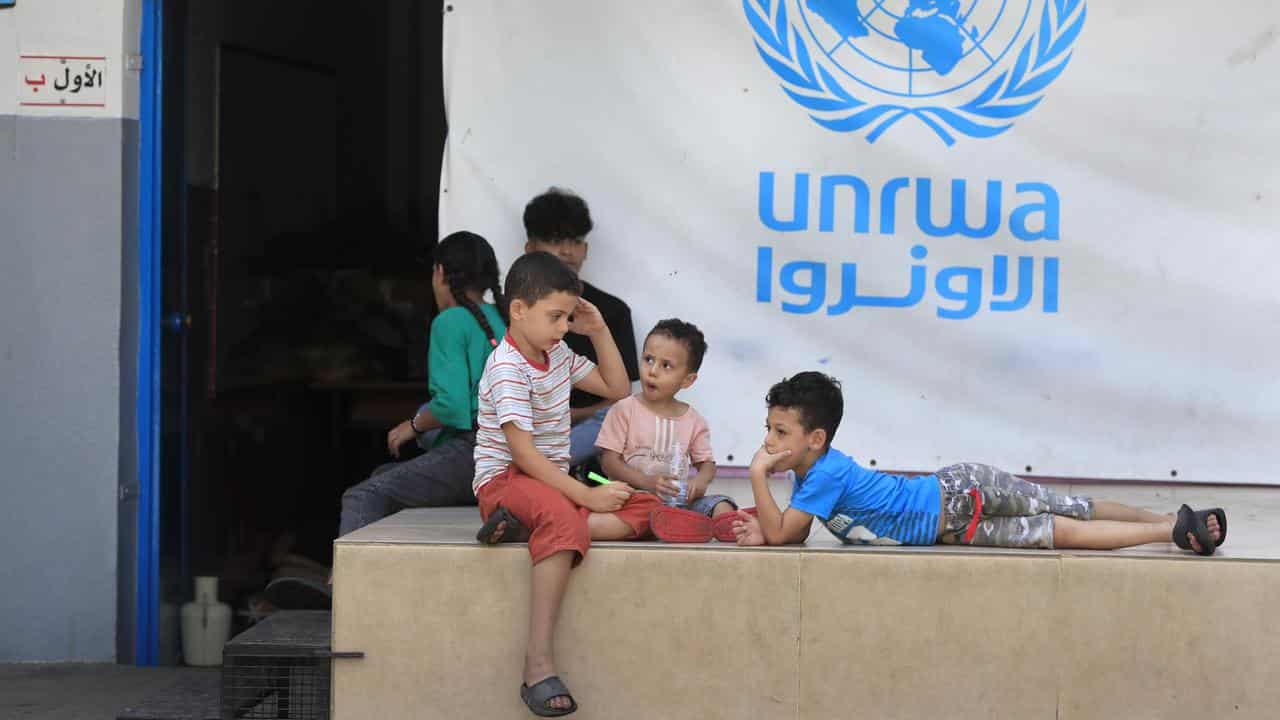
[475,507,530,544]
[520,675,577,717]
[1172,504,1215,556]
[1196,507,1227,547]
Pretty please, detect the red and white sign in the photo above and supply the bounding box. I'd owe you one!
[19,55,107,108]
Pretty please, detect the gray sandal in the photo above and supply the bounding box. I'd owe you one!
[1172,504,1215,556]
[519,675,577,717]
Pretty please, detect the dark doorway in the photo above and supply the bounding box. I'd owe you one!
[156,0,447,664]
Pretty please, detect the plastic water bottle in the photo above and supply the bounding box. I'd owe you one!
[666,441,689,507]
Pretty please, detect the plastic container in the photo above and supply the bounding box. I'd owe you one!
[181,576,232,666]
[665,441,689,507]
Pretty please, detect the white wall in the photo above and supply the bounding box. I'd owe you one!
[0,0,140,661]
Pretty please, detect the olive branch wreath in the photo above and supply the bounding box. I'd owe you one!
[745,0,1086,145]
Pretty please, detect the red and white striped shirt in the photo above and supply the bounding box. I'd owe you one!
[473,334,595,493]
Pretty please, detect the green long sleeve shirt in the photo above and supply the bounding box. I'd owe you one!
[420,303,506,447]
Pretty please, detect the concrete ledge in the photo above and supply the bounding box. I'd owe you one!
[332,505,1280,719]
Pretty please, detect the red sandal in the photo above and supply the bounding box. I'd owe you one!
[711,506,757,543]
[651,506,714,543]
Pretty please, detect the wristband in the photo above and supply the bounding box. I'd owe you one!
[409,415,423,434]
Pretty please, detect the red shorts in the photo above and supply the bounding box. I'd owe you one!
[476,466,661,565]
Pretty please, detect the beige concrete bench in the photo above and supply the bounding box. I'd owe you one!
[332,492,1280,720]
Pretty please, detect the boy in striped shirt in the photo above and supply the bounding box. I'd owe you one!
[473,251,660,717]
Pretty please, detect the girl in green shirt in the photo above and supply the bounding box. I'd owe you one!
[339,231,508,535]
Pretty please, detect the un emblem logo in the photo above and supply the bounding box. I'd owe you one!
[744,0,1086,145]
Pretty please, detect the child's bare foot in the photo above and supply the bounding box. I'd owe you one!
[1168,503,1226,555]
[523,656,574,713]
[475,507,530,544]
[1185,513,1222,554]
[487,519,510,543]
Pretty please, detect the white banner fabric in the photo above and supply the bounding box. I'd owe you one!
[440,0,1280,483]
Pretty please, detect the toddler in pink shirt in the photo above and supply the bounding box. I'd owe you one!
[595,319,737,540]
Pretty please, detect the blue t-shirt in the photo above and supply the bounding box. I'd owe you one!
[789,448,941,545]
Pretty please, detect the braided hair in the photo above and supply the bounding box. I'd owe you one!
[434,231,506,347]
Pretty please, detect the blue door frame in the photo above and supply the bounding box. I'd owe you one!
[136,0,163,666]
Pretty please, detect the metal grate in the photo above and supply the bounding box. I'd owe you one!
[221,654,330,720]
[220,611,335,720]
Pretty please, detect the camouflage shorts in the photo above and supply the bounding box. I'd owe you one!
[936,463,1093,549]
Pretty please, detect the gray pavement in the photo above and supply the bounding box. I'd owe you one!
[0,663,216,720]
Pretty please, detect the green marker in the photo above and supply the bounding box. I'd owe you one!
[587,471,612,485]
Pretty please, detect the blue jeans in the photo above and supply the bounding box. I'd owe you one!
[338,431,477,537]
[685,493,737,517]
[569,407,609,467]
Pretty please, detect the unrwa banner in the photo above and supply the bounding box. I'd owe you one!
[440,1,1280,484]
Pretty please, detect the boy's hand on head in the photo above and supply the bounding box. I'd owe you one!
[582,481,634,513]
[567,298,607,336]
[387,421,417,458]
[749,445,792,476]
[733,510,765,546]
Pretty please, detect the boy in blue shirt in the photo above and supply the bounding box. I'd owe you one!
[732,372,1225,555]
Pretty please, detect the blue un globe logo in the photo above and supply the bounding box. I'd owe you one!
[744,0,1086,144]
[801,0,1035,98]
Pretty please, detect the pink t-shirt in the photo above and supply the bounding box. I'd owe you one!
[594,395,714,476]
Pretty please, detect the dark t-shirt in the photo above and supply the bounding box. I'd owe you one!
[566,281,640,408]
